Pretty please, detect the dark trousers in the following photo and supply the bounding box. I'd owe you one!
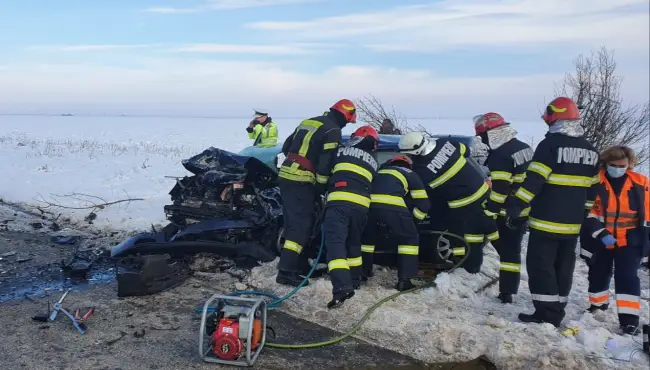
[587,245,642,327]
[277,180,316,273]
[492,218,526,294]
[323,205,368,295]
[526,231,577,326]
[458,205,500,274]
[361,208,419,280]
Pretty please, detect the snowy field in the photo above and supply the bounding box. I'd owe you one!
[0,115,648,369]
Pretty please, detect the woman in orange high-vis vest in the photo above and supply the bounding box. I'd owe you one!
[582,146,650,335]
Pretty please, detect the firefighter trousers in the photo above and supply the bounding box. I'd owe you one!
[587,245,642,327]
[458,205,500,274]
[277,179,317,273]
[323,204,368,295]
[492,218,526,294]
[526,231,577,326]
[361,208,420,281]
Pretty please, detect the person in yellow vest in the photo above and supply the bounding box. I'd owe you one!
[247,110,278,147]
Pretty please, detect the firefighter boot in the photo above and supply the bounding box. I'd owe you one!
[586,304,608,314]
[518,312,559,327]
[395,279,416,292]
[498,293,513,304]
[327,290,355,309]
[276,270,309,287]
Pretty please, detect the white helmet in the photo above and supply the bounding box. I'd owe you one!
[398,132,436,156]
[472,114,484,125]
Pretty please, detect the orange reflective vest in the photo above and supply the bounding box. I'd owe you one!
[586,170,650,248]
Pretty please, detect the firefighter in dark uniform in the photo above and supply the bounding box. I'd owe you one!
[360,155,431,291]
[474,112,534,304]
[508,96,600,327]
[398,132,499,273]
[582,145,649,335]
[275,99,358,287]
[323,126,379,309]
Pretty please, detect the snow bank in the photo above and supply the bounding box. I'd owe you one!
[247,243,649,370]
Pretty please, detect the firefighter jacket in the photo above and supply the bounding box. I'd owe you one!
[583,169,650,253]
[325,144,378,209]
[484,138,534,217]
[369,163,431,220]
[247,120,279,147]
[412,139,490,210]
[279,114,342,190]
[511,121,599,238]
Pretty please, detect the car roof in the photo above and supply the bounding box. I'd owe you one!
[341,133,475,152]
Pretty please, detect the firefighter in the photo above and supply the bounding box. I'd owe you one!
[360,154,431,291]
[323,126,379,309]
[275,99,357,287]
[508,96,600,327]
[246,110,279,147]
[398,132,499,274]
[474,112,534,304]
[582,145,649,335]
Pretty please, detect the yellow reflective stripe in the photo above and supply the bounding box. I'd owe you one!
[491,171,513,182]
[500,262,521,272]
[515,187,534,202]
[361,245,375,253]
[316,174,329,184]
[323,142,338,150]
[296,119,323,157]
[528,217,581,234]
[397,245,419,255]
[489,191,507,203]
[278,167,315,183]
[546,174,593,187]
[378,169,408,192]
[328,258,349,271]
[448,182,489,208]
[327,191,371,207]
[520,207,530,217]
[585,200,594,210]
[528,161,552,179]
[333,163,373,182]
[591,174,600,185]
[370,194,406,207]
[452,247,465,256]
[410,189,427,199]
[485,209,498,218]
[347,256,362,267]
[282,240,302,254]
[513,173,526,183]
[459,143,467,156]
[487,231,500,241]
[413,207,427,220]
[464,234,484,243]
[429,156,467,189]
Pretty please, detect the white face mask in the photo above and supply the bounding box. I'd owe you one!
[606,165,627,178]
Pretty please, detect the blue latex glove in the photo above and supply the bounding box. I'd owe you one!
[600,234,616,247]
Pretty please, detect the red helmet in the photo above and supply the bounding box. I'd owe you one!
[542,97,580,125]
[350,125,378,150]
[474,112,507,135]
[331,99,357,123]
[387,155,413,168]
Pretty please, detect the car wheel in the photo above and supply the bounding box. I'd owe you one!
[276,226,285,254]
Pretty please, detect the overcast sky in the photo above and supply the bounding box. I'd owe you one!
[1,0,648,120]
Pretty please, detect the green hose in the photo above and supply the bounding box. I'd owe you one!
[265,230,470,349]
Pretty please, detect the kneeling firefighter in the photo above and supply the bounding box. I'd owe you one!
[474,112,534,304]
[398,132,499,274]
[361,155,431,291]
[323,126,379,308]
[276,99,358,287]
[581,145,649,335]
